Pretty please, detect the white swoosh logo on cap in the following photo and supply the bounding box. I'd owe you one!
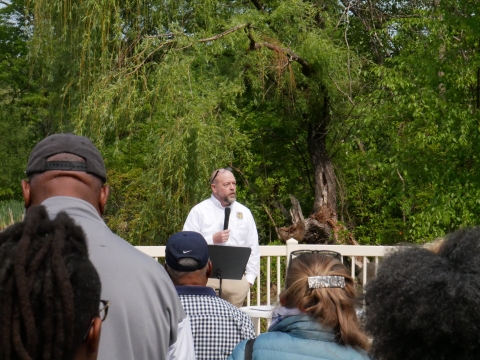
[183,250,192,253]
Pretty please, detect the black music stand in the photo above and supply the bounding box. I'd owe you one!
[208,245,251,298]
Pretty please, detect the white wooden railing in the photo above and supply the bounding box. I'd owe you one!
[136,239,396,306]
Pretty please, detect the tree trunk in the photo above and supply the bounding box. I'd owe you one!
[307,95,337,219]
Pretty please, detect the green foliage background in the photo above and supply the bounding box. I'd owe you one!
[1,0,480,245]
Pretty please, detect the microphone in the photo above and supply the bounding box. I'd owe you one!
[223,208,231,230]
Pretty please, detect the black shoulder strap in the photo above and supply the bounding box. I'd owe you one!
[244,338,256,360]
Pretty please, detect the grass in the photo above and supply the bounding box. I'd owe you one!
[0,200,24,230]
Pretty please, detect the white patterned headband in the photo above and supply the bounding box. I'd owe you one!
[308,276,345,289]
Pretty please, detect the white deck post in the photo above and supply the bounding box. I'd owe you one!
[285,238,299,268]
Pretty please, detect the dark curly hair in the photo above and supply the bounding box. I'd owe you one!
[0,205,101,360]
[365,227,480,360]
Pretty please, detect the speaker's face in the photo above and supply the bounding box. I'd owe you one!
[212,171,236,206]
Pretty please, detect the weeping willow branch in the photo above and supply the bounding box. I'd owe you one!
[124,40,175,76]
[117,24,251,78]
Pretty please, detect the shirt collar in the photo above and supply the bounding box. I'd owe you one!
[209,194,234,210]
[175,285,217,296]
[41,196,108,228]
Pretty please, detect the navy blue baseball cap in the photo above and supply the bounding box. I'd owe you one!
[165,231,209,271]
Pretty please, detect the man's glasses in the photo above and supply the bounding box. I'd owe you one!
[83,300,110,340]
[210,167,233,184]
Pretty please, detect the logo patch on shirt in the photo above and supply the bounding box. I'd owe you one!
[237,212,243,220]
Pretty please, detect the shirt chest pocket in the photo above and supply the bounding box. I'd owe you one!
[233,214,248,237]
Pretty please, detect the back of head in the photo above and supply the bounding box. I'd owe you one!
[23,133,109,215]
[365,227,480,360]
[26,133,106,184]
[281,254,369,351]
[0,205,101,360]
[165,231,210,285]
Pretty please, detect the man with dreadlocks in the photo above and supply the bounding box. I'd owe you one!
[21,134,194,360]
[0,205,103,360]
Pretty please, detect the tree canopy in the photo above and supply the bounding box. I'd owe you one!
[1,0,479,245]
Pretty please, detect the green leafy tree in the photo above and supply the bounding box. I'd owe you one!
[0,0,49,200]
[27,0,363,244]
[338,0,480,244]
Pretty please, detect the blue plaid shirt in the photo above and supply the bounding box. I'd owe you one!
[176,286,255,359]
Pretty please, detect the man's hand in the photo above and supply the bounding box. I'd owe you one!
[213,230,230,244]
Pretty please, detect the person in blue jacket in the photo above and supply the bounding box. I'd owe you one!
[229,252,370,360]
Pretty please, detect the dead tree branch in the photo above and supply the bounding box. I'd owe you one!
[247,33,313,76]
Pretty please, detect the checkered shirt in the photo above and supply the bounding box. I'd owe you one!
[177,287,255,360]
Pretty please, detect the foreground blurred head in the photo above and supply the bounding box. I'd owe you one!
[281,253,369,351]
[0,205,103,360]
[366,227,480,360]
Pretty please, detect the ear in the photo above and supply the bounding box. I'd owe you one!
[85,317,102,359]
[21,179,31,209]
[206,260,213,278]
[210,183,216,194]
[279,296,287,307]
[98,185,110,215]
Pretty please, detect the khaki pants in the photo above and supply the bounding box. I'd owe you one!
[207,276,250,308]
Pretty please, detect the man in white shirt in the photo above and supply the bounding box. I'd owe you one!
[183,168,260,307]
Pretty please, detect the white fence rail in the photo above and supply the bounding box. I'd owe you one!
[136,239,396,307]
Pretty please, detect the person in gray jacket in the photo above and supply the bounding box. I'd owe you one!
[21,133,195,360]
[229,252,370,360]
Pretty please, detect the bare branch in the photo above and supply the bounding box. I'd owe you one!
[145,24,250,44]
[328,73,355,105]
[344,9,352,98]
[397,169,406,224]
[336,1,353,29]
[199,23,250,43]
[262,204,280,239]
[0,1,11,6]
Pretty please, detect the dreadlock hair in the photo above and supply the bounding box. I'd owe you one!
[280,254,370,351]
[365,227,480,360]
[0,205,101,360]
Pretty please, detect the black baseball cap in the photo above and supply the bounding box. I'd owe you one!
[165,231,209,271]
[26,133,107,183]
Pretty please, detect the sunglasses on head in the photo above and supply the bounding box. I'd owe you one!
[288,249,343,266]
[210,167,233,184]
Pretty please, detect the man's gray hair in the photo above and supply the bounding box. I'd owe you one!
[167,258,208,282]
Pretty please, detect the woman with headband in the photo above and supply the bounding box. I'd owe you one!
[228,253,370,360]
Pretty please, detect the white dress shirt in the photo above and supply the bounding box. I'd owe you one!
[183,195,260,284]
